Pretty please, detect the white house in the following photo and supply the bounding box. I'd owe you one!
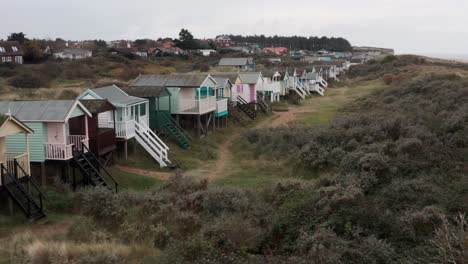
[199,49,216,56]
[54,48,92,60]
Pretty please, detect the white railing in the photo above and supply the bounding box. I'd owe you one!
[178,96,217,114]
[5,152,30,177]
[69,135,89,152]
[216,98,228,114]
[138,115,149,127]
[115,119,136,139]
[45,143,73,160]
[294,81,307,99]
[262,82,282,93]
[134,120,170,168]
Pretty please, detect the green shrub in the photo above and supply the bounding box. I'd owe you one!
[8,71,51,88]
[78,187,127,227]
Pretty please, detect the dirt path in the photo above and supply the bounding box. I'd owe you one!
[260,108,316,128]
[186,104,314,180]
[116,165,175,180]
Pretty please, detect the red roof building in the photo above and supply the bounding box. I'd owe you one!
[263,47,289,56]
[0,41,23,64]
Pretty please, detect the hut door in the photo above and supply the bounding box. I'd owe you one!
[249,84,255,103]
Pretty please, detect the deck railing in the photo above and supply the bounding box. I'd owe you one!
[69,135,89,153]
[5,152,30,178]
[45,143,73,160]
[216,98,228,114]
[115,119,136,139]
[178,96,217,114]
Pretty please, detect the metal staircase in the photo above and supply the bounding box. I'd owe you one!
[159,112,191,149]
[134,120,171,167]
[1,163,46,221]
[72,145,119,192]
[236,96,257,119]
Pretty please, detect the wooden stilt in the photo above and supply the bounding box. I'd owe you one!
[197,115,201,137]
[72,166,76,191]
[41,162,46,186]
[124,140,128,160]
[66,161,71,183]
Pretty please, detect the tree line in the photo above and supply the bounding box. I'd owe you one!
[227,34,353,52]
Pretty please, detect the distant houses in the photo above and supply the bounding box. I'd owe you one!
[218,57,256,71]
[0,41,23,64]
[109,47,147,57]
[263,47,288,56]
[54,48,92,60]
[199,49,216,56]
[215,35,234,48]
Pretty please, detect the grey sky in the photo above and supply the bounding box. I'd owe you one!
[1,0,467,54]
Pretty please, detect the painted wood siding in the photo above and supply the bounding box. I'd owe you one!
[6,122,46,162]
[167,88,180,114]
[70,107,85,118]
[0,137,5,165]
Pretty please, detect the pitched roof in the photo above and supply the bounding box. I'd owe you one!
[305,72,318,80]
[262,69,282,78]
[213,77,232,88]
[79,99,115,114]
[218,57,254,66]
[129,74,211,89]
[209,72,239,83]
[91,85,147,106]
[0,114,33,134]
[60,48,91,55]
[0,100,88,122]
[0,41,23,56]
[238,72,262,84]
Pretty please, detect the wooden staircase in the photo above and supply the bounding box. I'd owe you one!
[319,77,328,88]
[236,96,257,120]
[286,90,301,105]
[256,93,272,115]
[159,112,191,149]
[135,120,171,167]
[1,163,46,221]
[228,101,249,126]
[72,144,119,192]
[294,80,308,99]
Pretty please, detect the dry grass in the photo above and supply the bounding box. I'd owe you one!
[5,230,158,264]
[142,65,176,74]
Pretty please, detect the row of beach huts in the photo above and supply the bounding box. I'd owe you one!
[0,62,348,221]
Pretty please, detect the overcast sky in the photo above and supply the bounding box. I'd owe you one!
[1,0,467,54]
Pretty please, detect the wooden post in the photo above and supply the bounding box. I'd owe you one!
[72,166,76,191]
[66,161,71,183]
[41,162,46,186]
[84,115,89,144]
[124,140,128,160]
[25,133,30,175]
[197,115,201,138]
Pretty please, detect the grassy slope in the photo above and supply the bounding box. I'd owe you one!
[215,78,384,188]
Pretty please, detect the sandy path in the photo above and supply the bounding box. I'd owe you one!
[116,165,175,180]
[187,106,314,180]
[120,99,319,181]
